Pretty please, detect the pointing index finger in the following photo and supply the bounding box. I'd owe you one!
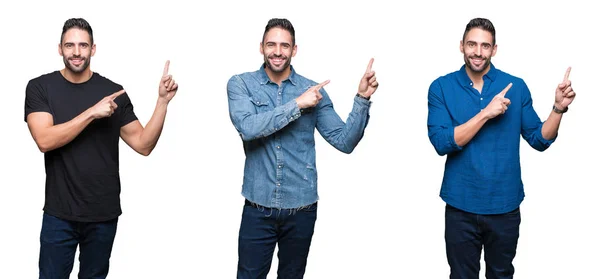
[365,58,374,73]
[163,60,170,76]
[563,67,571,82]
[109,89,126,100]
[315,80,330,90]
[498,83,513,98]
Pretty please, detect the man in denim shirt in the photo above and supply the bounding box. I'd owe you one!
[427,18,576,279]
[227,18,379,279]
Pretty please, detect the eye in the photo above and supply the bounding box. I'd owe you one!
[467,42,475,48]
[482,44,491,50]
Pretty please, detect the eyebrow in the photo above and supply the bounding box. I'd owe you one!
[466,40,492,46]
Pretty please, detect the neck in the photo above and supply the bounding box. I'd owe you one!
[265,66,291,85]
[60,68,93,84]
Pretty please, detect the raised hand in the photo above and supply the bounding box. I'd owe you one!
[89,89,125,119]
[483,83,512,119]
[159,60,178,102]
[555,67,576,110]
[296,80,330,109]
[357,58,379,98]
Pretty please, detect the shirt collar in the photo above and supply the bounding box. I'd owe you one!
[258,63,298,86]
[458,63,498,86]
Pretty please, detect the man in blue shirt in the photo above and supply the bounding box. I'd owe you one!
[227,18,379,279]
[427,18,576,279]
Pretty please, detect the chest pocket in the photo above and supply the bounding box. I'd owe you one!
[249,96,271,113]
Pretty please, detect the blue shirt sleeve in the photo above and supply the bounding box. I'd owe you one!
[519,81,555,151]
[315,90,371,154]
[427,79,463,156]
[227,75,301,141]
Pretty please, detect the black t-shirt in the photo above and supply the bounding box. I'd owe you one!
[24,71,138,222]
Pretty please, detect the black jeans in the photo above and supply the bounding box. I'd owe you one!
[445,204,521,279]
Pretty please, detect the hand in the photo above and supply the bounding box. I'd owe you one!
[357,58,378,98]
[296,80,329,109]
[89,90,125,119]
[482,83,512,119]
[159,60,178,103]
[554,67,576,110]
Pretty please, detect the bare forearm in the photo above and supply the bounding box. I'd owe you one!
[34,110,94,152]
[454,111,488,147]
[542,110,563,140]
[138,100,169,155]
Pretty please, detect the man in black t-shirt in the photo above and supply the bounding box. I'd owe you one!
[24,18,178,279]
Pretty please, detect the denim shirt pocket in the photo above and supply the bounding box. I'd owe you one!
[249,96,271,112]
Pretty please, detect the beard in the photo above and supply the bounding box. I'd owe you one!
[63,55,90,74]
[464,54,491,73]
[264,53,291,73]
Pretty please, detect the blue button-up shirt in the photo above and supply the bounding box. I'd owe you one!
[427,63,555,214]
[228,65,371,209]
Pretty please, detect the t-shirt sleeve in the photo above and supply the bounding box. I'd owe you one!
[118,92,138,127]
[24,79,52,122]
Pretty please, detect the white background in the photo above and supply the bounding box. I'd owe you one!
[1,0,598,278]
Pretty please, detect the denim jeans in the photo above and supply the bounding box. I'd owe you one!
[237,200,318,279]
[39,212,118,279]
[445,204,521,279]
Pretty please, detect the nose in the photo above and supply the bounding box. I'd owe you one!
[73,45,81,56]
[474,45,482,56]
[274,45,282,56]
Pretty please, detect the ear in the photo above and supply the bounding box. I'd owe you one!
[291,44,297,57]
[491,44,497,57]
[58,43,63,56]
[91,44,96,57]
[459,40,464,54]
[259,42,264,55]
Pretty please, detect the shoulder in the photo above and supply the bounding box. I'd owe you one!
[429,69,461,92]
[92,72,124,91]
[494,68,527,87]
[27,71,60,86]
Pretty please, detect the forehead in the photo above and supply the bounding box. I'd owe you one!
[464,28,494,44]
[263,27,293,44]
[62,28,91,44]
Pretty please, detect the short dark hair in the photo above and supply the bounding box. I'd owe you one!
[463,18,496,45]
[262,18,295,45]
[60,18,94,45]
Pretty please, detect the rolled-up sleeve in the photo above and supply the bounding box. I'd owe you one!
[427,79,463,156]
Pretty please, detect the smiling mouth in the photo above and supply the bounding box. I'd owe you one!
[270,57,286,65]
[70,58,84,66]
[470,57,484,65]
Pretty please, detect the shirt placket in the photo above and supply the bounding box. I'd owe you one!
[273,84,284,208]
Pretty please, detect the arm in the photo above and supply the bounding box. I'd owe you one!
[120,61,177,156]
[315,59,378,154]
[540,67,576,140]
[520,82,556,151]
[25,82,125,153]
[227,75,301,141]
[315,93,371,154]
[427,80,463,156]
[27,111,94,153]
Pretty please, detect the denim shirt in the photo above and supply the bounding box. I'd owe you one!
[227,65,371,209]
[427,64,555,214]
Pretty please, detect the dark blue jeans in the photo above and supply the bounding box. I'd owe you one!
[237,200,318,279]
[445,204,521,279]
[39,212,118,279]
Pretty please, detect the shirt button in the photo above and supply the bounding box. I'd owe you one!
[277,146,281,149]
[276,183,281,186]
[278,165,282,168]
[480,98,483,100]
